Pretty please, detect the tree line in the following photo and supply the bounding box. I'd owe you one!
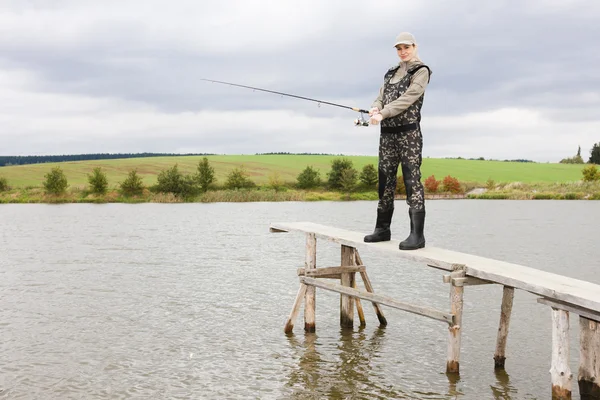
[0,152,215,167]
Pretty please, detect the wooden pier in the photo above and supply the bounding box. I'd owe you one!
[270,221,600,400]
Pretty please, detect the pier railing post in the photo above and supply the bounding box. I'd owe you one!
[304,233,317,333]
[579,316,600,399]
[494,286,515,369]
[447,264,466,374]
[340,245,355,329]
[550,307,572,400]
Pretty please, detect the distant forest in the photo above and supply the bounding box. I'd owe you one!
[0,153,214,167]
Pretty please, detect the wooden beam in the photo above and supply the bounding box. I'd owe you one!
[550,308,572,400]
[304,233,316,333]
[297,265,366,276]
[354,250,387,326]
[340,245,355,329]
[284,284,307,334]
[299,277,454,324]
[537,298,600,323]
[494,286,515,369]
[579,317,600,399]
[353,279,366,328]
[447,266,465,374]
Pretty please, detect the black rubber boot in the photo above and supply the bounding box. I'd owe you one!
[399,209,425,250]
[364,208,393,242]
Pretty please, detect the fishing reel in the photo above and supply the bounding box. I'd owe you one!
[353,112,370,127]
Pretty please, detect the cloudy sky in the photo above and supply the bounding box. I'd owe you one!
[1,0,599,162]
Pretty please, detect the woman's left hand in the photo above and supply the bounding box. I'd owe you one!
[369,114,383,125]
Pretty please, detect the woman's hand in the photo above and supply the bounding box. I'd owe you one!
[369,107,380,116]
[369,114,383,125]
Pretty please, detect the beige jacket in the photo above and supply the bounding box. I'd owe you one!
[372,59,430,120]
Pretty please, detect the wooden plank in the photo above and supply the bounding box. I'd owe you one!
[270,221,600,313]
[537,298,600,323]
[300,277,454,324]
[297,265,366,276]
[494,286,515,369]
[284,284,307,334]
[578,317,600,399]
[447,267,465,374]
[355,250,387,326]
[550,308,572,399]
[340,245,355,329]
[304,233,316,333]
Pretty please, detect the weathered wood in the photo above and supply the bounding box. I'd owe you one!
[297,265,365,277]
[269,222,600,312]
[353,279,366,328]
[494,286,515,369]
[300,277,454,324]
[537,298,600,323]
[340,245,355,329]
[304,233,316,333]
[447,266,465,374]
[550,308,572,400]
[354,250,387,326]
[579,317,600,399]
[284,284,307,334]
[443,275,493,286]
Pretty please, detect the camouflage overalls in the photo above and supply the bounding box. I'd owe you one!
[377,63,431,213]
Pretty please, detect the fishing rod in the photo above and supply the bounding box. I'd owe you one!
[201,78,371,126]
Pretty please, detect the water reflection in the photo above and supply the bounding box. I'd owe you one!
[490,368,517,400]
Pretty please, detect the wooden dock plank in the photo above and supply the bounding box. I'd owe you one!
[270,221,600,312]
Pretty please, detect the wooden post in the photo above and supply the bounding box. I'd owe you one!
[340,245,355,329]
[494,286,514,369]
[304,233,316,333]
[353,279,366,328]
[550,307,572,400]
[447,265,466,374]
[354,251,387,326]
[284,284,307,334]
[579,316,600,399]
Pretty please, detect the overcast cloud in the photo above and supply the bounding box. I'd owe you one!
[1,0,599,161]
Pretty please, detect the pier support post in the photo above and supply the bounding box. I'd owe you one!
[550,307,572,400]
[494,286,515,369]
[304,233,317,333]
[447,265,466,374]
[340,245,355,329]
[354,251,387,326]
[579,316,600,399]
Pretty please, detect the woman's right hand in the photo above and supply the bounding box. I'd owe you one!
[369,107,379,116]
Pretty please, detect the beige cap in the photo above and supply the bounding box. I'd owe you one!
[394,32,416,47]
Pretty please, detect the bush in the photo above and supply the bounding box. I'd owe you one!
[87,167,108,194]
[120,169,145,196]
[327,158,356,190]
[582,164,600,182]
[396,175,406,195]
[296,166,321,189]
[268,171,285,192]
[560,155,584,164]
[339,168,357,192]
[226,166,255,189]
[43,167,68,195]
[155,164,198,198]
[196,157,216,192]
[424,175,439,193]
[0,176,8,192]
[486,178,495,190]
[359,164,378,188]
[442,175,462,193]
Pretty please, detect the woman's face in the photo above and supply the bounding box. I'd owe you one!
[396,44,415,61]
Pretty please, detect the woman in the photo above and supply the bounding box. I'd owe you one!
[364,32,431,250]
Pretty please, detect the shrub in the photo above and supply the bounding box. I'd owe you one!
[339,168,357,192]
[120,169,144,196]
[297,166,321,189]
[196,157,215,192]
[396,175,406,195]
[442,175,462,193]
[424,175,440,193]
[268,171,285,192]
[87,167,108,194]
[359,164,378,188]
[327,158,356,190]
[582,164,600,182]
[226,166,255,189]
[43,167,68,195]
[0,176,8,192]
[155,164,198,198]
[486,178,495,190]
[560,156,584,164]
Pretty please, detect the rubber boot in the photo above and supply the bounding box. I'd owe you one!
[399,208,425,250]
[364,208,393,242]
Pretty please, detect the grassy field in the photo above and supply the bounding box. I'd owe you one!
[0,154,590,189]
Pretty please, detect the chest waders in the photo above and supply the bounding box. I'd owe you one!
[364,63,431,250]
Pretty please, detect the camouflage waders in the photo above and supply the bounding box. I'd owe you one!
[364,63,431,250]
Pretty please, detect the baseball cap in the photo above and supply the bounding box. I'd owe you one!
[394,32,416,47]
